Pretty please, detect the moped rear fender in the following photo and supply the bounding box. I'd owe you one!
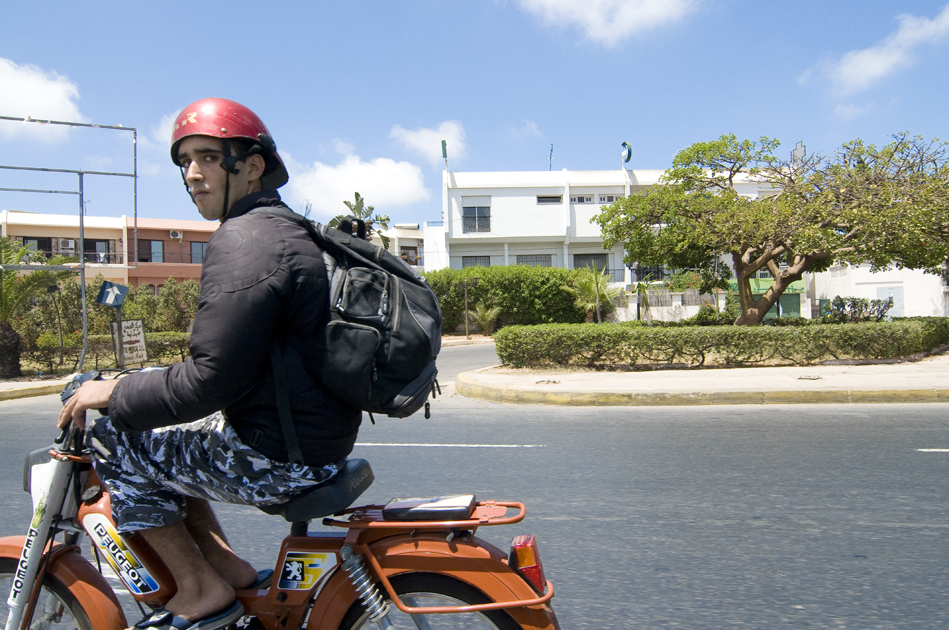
[305,533,558,630]
[0,535,127,630]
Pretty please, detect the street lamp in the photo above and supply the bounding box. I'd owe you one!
[464,276,479,339]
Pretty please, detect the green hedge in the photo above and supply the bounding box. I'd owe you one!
[22,332,191,373]
[494,319,949,368]
[423,266,587,331]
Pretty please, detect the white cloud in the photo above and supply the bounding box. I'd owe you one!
[0,58,85,142]
[510,119,543,139]
[803,4,949,95]
[390,121,467,166]
[833,102,877,121]
[282,146,429,220]
[517,0,700,46]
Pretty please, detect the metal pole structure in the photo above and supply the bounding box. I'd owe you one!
[114,305,125,368]
[133,129,138,269]
[76,173,88,372]
[464,277,470,339]
[0,114,137,373]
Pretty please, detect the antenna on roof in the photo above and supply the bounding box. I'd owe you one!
[441,140,448,171]
[549,144,554,171]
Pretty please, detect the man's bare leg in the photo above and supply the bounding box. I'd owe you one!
[138,521,235,622]
[183,497,258,589]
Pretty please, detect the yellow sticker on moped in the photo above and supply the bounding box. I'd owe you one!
[278,552,337,590]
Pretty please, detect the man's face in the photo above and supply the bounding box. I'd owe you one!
[177,136,255,221]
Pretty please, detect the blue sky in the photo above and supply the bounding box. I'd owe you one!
[1,1,948,226]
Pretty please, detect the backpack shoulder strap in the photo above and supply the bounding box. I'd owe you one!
[269,343,303,465]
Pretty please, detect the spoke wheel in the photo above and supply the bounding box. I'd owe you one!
[339,573,522,630]
[0,557,93,630]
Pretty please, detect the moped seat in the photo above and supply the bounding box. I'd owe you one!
[258,458,374,523]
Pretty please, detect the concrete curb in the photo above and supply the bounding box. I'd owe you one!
[455,372,949,406]
[0,384,67,402]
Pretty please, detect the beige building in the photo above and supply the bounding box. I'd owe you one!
[1,210,218,290]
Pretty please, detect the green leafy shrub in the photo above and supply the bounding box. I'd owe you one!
[423,266,586,332]
[495,319,949,368]
[826,295,892,323]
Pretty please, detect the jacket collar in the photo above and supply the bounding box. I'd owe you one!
[222,189,285,222]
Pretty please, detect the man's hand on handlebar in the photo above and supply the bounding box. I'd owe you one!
[58,379,119,430]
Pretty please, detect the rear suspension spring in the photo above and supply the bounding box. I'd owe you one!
[341,545,391,623]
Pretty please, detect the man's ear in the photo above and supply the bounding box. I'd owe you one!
[244,153,267,185]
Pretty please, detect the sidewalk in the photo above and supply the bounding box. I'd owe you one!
[0,377,73,402]
[0,335,497,403]
[456,352,949,406]
[5,343,949,407]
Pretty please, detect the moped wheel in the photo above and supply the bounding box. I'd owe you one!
[0,558,94,630]
[339,573,520,629]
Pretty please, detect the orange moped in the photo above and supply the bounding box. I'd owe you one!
[1,372,559,630]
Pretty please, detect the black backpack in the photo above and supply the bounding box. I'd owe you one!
[249,207,442,461]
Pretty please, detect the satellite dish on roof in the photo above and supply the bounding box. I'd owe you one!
[621,142,632,163]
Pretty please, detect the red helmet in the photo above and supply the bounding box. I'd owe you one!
[170,98,289,189]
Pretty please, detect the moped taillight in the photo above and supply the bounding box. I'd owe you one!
[509,534,546,593]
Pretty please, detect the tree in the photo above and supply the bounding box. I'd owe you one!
[329,192,392,250]
[0,239,76,377]
[563,266,625,323]
[595,133,949,325]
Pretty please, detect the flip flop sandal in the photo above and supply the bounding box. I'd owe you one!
[245,569,273,590]
[134,601,243,630]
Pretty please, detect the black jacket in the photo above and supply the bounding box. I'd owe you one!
[108,190,361,466]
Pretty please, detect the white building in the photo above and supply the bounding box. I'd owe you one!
[424,167,776,282]
[424,168,671,282]
[808,264,947,318]
[416,167,946,319]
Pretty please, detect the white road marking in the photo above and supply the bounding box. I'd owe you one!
[916,448,949,452]
[355,442,545,448]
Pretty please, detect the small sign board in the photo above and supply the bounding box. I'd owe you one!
[96,281,128,308]
[112,319,147,364]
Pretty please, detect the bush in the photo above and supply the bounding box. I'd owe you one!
[423,266,586,332]
[826,295,892,323]
[494,319,949,369]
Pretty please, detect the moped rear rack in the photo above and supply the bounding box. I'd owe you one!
[323,500,527,530]
[323,501,556,615]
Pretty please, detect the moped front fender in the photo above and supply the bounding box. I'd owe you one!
[305,533,558,630]
[0,535,127,630]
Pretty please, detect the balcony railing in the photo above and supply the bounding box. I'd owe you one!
[137,252,203,264]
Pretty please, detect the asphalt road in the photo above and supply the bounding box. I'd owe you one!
[2,344,948,629]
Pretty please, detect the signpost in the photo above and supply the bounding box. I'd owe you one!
[96,281,146,367]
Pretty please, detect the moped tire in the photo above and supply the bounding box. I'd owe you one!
[0,557,94,630]
[338,573,521,630]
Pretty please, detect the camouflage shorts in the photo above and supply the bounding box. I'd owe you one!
[86,412,338,532]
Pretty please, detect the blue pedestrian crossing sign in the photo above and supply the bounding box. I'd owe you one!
[96,281,128,308]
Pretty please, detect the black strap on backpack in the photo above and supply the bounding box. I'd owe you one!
[269,344,304,465]
[337,216,367,240]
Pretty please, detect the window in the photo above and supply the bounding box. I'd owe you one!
[138,240,164,263]
[400,246,419,266]
[462,256,490,268]
[570,195,592,204]
[191,241,208,264]
[22,237,53,258]
[516,254,552,267]
[598,194,623,204]
[574,254,608,272]
[537,196,562,204]
[462,206,491,233]
[84,239,113,263]
[636,265,666,282]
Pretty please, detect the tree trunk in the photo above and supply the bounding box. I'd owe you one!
[0,321,23,378]
[731,253,794,326]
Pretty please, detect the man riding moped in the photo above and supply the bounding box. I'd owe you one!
[58,98,361,630]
